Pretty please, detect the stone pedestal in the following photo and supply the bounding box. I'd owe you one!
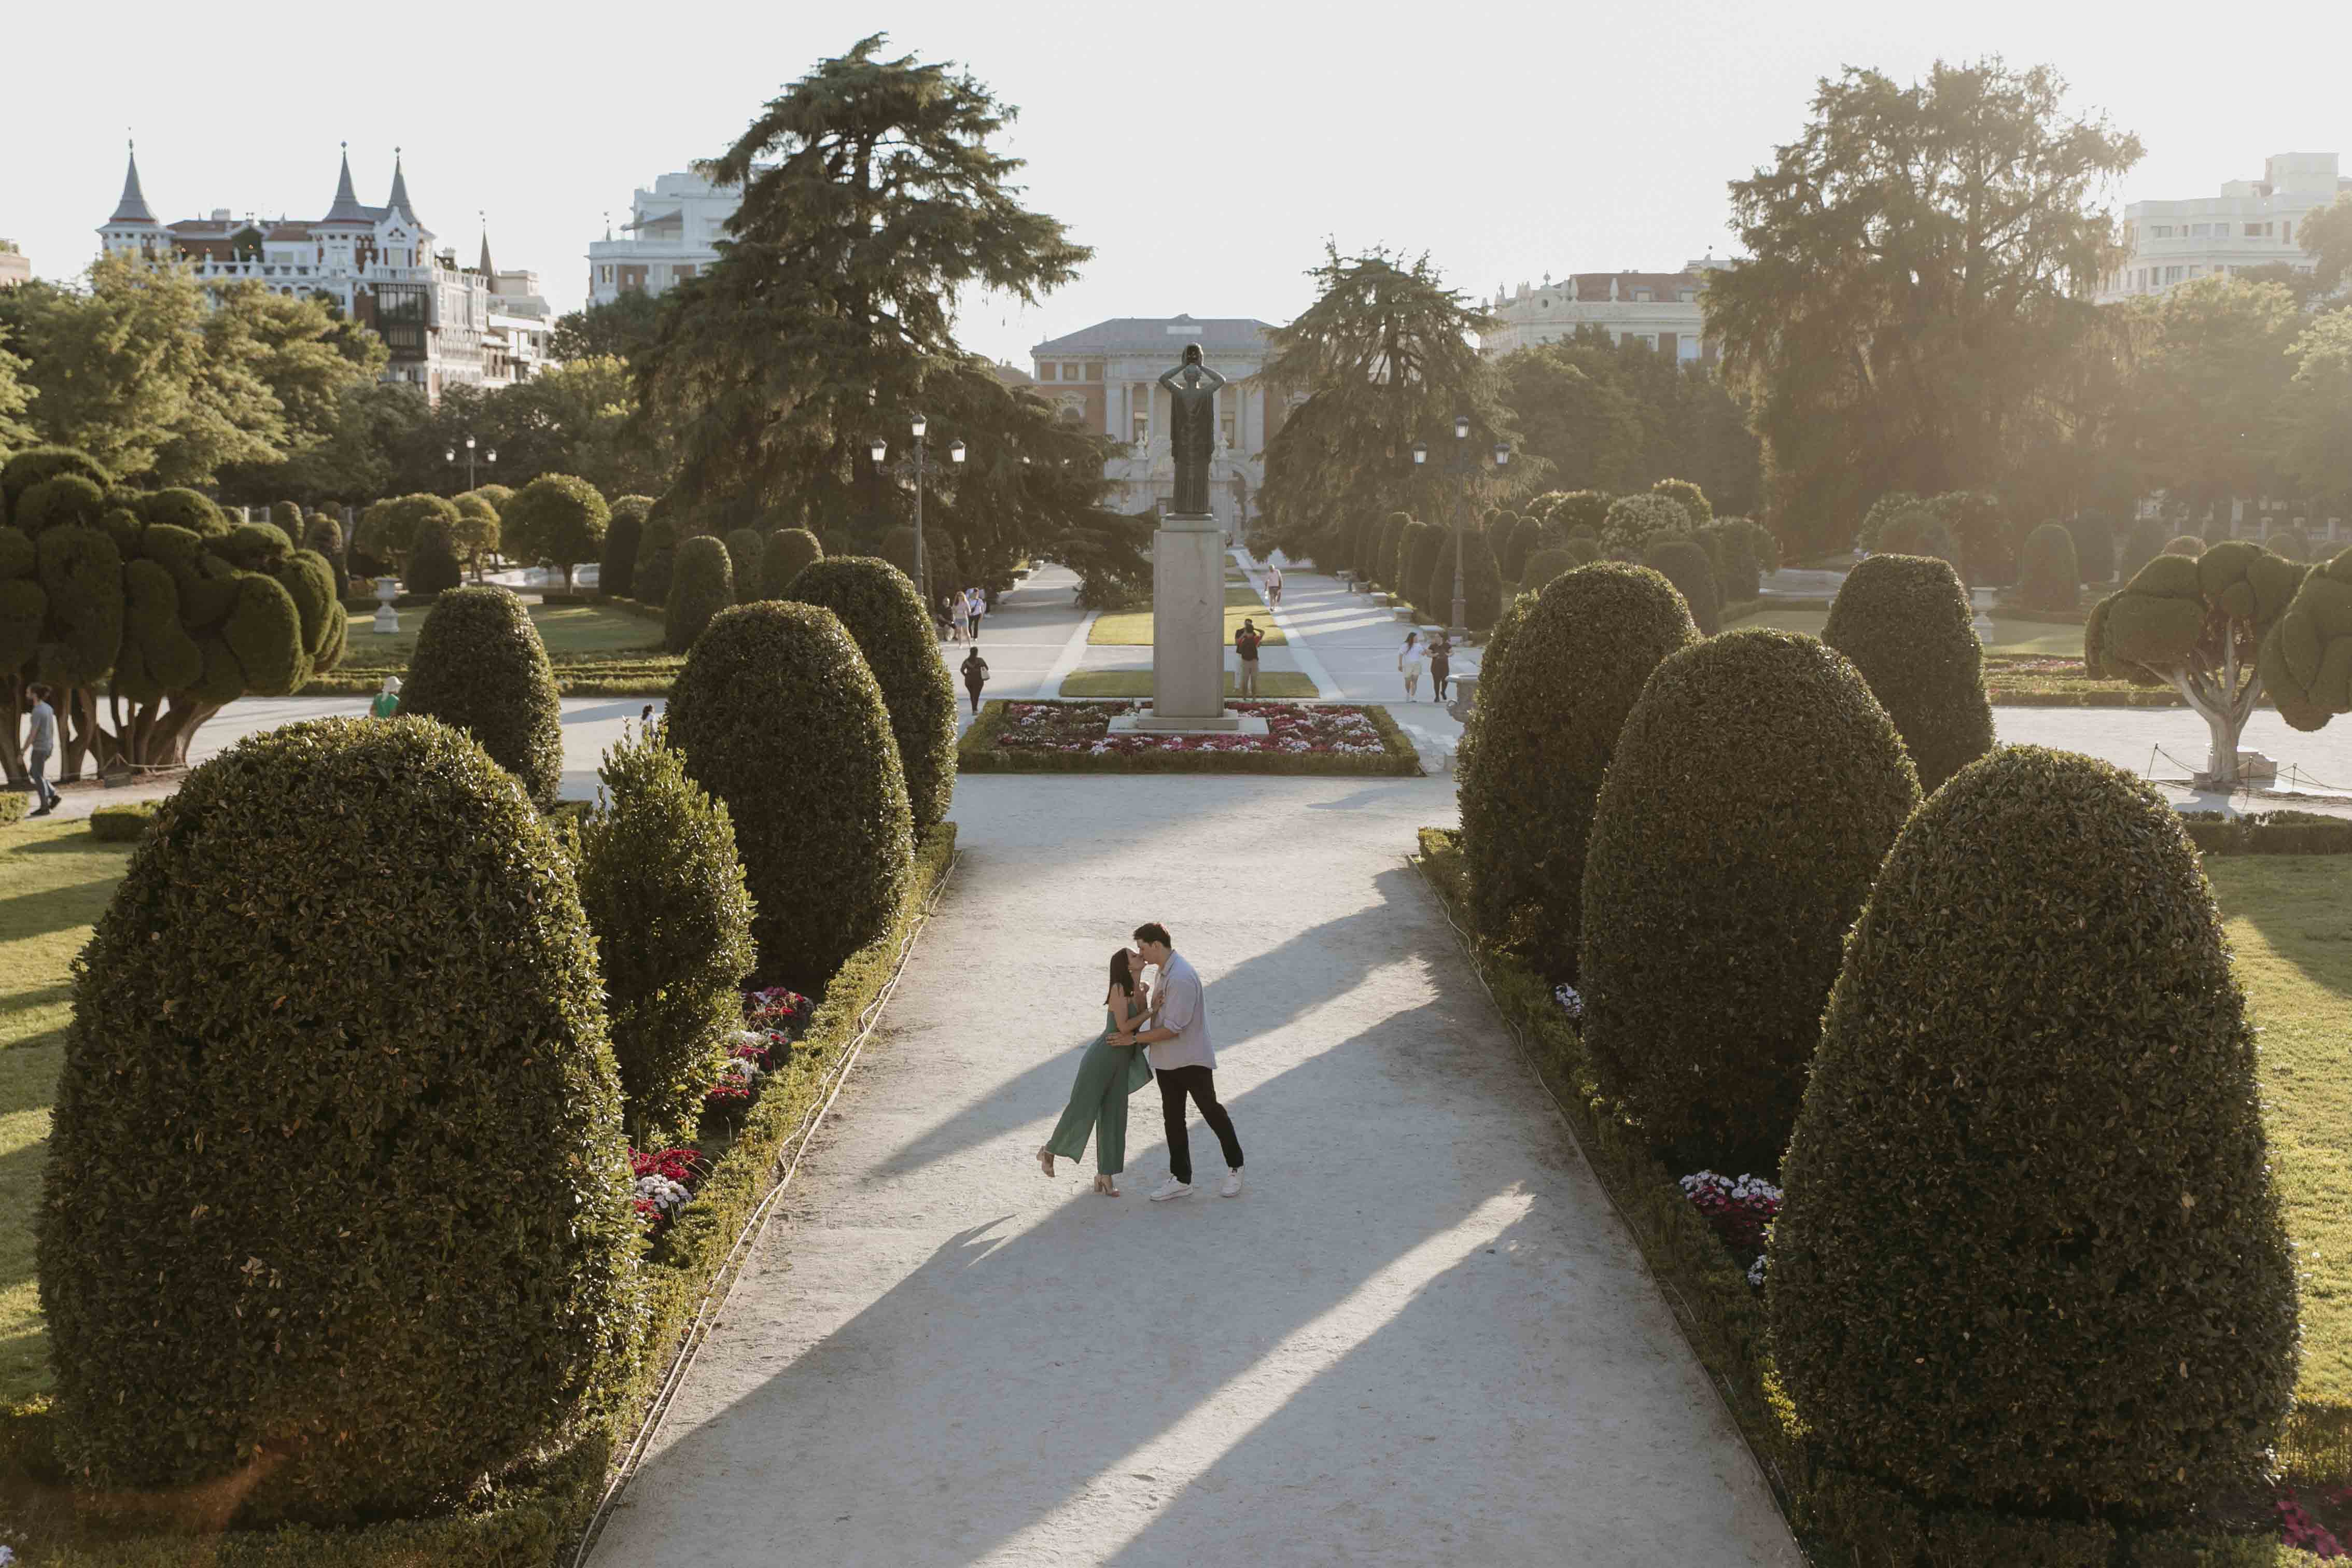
[1133,511,1240,731]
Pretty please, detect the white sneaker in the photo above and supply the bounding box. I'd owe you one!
[1221,1169,1244,1198]
[1149,1178,1193,1202]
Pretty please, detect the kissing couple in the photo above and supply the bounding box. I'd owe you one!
[1034,922,1245,1201]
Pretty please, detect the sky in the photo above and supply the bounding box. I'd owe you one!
[6,0,2348,368]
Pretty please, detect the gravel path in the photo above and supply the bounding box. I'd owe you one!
[584,774,1801,1567]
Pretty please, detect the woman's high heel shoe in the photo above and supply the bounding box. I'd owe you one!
[1036,1147,1055,1177]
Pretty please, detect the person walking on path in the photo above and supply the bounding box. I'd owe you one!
[1428,633,1452,704]
[1036,946,1159,1195]
[939,592,964,644]
[1398,631,1425,701]
[1234,618,1264,699]
[964,586,986,643]
[959,647,990,715]
[369,676,402,719]
[1114,922,1244,1201]
[1267,564,1283,606]
[23,683,61,817]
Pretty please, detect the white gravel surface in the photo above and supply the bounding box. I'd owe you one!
[584,773,1800,1567]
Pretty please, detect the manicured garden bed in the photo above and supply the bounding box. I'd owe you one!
[958,699,1419,775]
[0,819,959,1566]
[1057,669,1320,699]
[1415,826,2341,1565]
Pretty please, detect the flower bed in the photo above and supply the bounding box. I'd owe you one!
[958,699,1419,776]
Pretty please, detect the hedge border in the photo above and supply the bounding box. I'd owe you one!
[956,699,1421,776]
[2180,813,2352,856]
[0,823,960,1567]
[1410,828,2313,1568]
[84,803,156,842]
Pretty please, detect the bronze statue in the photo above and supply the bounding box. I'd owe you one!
[1158,343,1227,516]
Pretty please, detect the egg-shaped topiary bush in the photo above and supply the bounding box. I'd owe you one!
[1599,492,1690,553]
[762,527,823,599]
[1769,746,2297,1515]
[788,556,958,835]
[2018,521,2080,610]
[1580,629,1919,1173]
[1371,512,1409,591]
[633,504,681,608]
[570,723,756,1138]
[1821,553,1995,793]
[600,495,652,599]
[1460,563,1699,979]
[1519,547,1578,593]
[399,585,563,807]
[666,602,913,990]
[406,517,465,595]
[1640,537,1720,634]
[665,534,735,653]
[724,527,766,605]
[2163,534,2206,557]
[37,717,642,1525]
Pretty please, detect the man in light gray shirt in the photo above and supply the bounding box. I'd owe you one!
[1116,921,1245,1201]
[23,683,60,817]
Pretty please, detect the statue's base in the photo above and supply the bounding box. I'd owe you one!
[1109,712,1270,737]
[372,607,401,635]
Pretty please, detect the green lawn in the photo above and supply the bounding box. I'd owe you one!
[1725,605,2083,657]
[311,601,671,680]
[0,820,138,1404]
[1058,670,1320,699]
[1088,583,1286,647]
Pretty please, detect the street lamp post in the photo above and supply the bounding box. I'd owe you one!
[444,435,496,491]
[911,412,929,607]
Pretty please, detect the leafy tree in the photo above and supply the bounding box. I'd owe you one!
[205,282,387,506]
[2112,276,2300,518]
[1499,332,1759,513]
[2085,541,2305,783]
[2300,191,2352,296]
[1258,247,1524,563]
[1599,492,1688,552]
[505,473,609,587]
[2282,313,2352,509]
[0,257,284,486]
[551,289,665,365]
[1044,508,1152,608]
[635,35,1103,581]
[268,379,429,509]
[0,323,34,460]
[355,493,460,571]
[450,492,501,576]
[1707,61,2141,553]
[602,495,651,598]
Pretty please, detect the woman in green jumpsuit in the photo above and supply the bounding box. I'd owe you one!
[1037,947,1157,1195]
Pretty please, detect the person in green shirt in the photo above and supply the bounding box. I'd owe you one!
[369,676,401,720]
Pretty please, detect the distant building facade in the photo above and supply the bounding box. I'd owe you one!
[0,240,27,289]
[1029,314,1281,532]
[586,170,751,305]
[98,143,548,400]
[2098,152,2347,303]
[1478,258,1731,361]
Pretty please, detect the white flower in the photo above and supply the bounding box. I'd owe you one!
[1553,984,1585,1021]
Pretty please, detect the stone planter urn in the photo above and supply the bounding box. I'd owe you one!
[373,577,402,636]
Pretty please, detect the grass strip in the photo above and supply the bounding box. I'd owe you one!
[1057,670,1320,699]
[1087,583,1286,647]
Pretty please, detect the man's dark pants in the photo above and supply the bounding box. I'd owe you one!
[1155,1066,1243,1185]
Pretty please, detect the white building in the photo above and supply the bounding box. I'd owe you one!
[99,143,545,400]
[2097,152,2347,303]
[1029,315,1281,533]
[1478,258,1731,360]
[586,170,751,305]
[0,240,27,289]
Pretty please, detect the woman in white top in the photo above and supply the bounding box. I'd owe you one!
[1398,631,1425,700]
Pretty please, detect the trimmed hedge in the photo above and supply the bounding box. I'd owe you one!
[600,496,651,600]
[1770,746,2298,1517]
[1650,477,1711,525]
[2,447,112,525]
[1459,563,1699,981]
[1371,511,1409,590]
[1580,629,1920,1173]
[1599,492,1689,552]
[407,519,464,595]
[0,791,27,825]
[1821,553,1995,793]
[398,586,565,808]
[633,506,681,608]
[664,535,734,654]
[1640,537,1720,634]
[1519,546,1577,592]
[1544,489,1612,537]
[723,527,765,605]
[37,717,642,1525]
[569,724,756,1139]
[504,474,607,586]
[2179,810,2352,854]
[957,699,1421,776]
[2163,534,2206,557]
[2262,547,2352,731]
[762,527,822,599]
[86,801,156,841]
[1402,521,1446,621]
[2018,521,2080,610]
[666,601,914,992]
[787,556,959,835]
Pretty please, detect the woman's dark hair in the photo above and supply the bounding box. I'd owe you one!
[1182,343,1203,366]
[1109,947,1138,996]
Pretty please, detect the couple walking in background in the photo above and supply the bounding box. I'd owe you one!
[1036,922,1244,1201]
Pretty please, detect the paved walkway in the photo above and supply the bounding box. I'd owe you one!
[585,774,1800,1566]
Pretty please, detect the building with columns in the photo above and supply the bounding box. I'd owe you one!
[1477,259,1731,361]
[1029,315,1281,533]
[2097,152,2347,303]
[97,143,547,400]
[586,170,751,305]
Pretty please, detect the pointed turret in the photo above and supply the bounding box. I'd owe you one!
[385,149,422,229]
[478,228,494,277]
[109,141,157,225]
[321,142,372,224]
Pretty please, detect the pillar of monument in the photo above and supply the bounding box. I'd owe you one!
[1144,510,1233,727]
